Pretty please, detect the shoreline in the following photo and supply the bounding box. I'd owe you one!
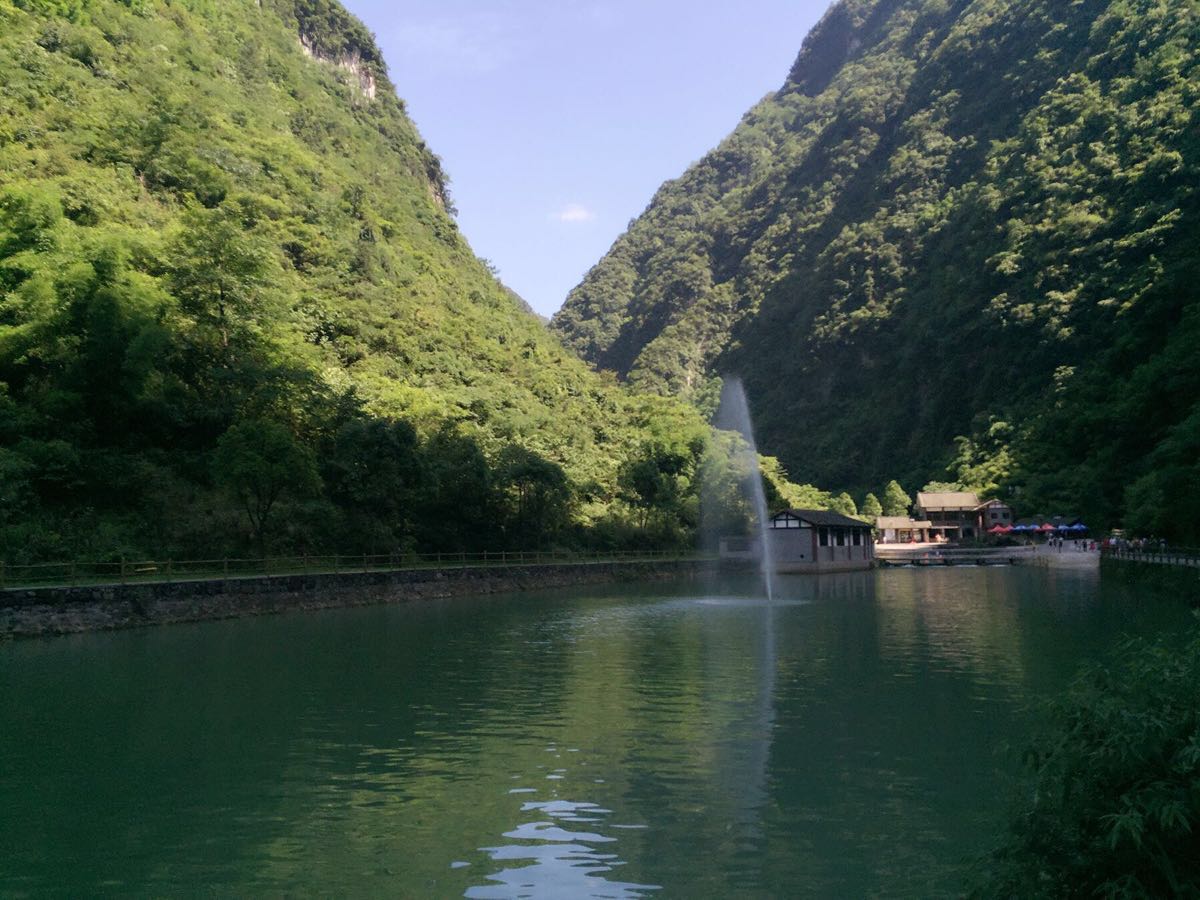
[0,559,715,640]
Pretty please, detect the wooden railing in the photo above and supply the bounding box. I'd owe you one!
[875,545,1037,562]
[1101,547,1200,569]
[0,550,710,591]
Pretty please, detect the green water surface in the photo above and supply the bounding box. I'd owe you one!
[0,566,1192,896]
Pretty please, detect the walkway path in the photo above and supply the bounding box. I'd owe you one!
[1031,546,1100,569]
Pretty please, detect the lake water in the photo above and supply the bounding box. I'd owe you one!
[0,565,1192,896]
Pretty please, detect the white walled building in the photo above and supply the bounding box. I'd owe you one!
[719,509,876,572]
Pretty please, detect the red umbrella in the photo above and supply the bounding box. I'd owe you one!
[987,524,1011,534]
[1039,523,1056,532]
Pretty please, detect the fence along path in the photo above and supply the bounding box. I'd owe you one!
[874,545,1036,563]
[1102,547,1200,569]
[0,550,707,591]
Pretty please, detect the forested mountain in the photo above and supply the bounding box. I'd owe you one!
[0,0,712,561]
[553,0,1200,540]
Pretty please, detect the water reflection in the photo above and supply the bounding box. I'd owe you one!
[876,568,1030,687]
[468,799,660,899]
[0,569,1191,897]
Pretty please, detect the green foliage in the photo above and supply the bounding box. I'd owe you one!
[698,447,838,543]
[860,491,882,521]
[973,635,1200,898]
[615,428,706,548]
[759,454,833,512]
[319,416,421,553]
[167,203,279,353]
[696,431,754,542]
[0,0,721,561]
[495,444,571,548]
[619,441,691,526]
[412,425,495,553]
[553,0,1200,537]
[881,480,911,517]
[829,491,857,517]
[952,421,1013,498]
[213,419,319,552]
[921,481,964,493]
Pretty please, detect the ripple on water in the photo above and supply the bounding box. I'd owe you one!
[467,799,659,899]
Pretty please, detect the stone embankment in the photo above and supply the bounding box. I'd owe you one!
[0,560,711,639]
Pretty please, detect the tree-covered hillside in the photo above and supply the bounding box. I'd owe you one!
[553,0,1200,540]
[0,0,719,560]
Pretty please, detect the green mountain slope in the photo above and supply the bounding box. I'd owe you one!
[553,0,1200,539]
[0,0,707,560]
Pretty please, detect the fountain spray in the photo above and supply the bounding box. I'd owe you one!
[713,377,776,602]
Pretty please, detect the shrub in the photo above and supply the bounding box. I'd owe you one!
[973,633,1200,898]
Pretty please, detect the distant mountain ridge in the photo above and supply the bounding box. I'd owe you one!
[552,0,1200,538]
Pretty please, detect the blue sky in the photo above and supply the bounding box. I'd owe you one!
[341,1,832,317]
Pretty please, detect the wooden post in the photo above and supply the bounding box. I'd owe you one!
[223,558,229,578]
[70,562,77,586]
[120,557,127,584]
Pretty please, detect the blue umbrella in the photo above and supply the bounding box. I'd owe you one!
[1069,523,1088,531]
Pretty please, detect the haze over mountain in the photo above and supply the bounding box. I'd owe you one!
[553,0,1200,539]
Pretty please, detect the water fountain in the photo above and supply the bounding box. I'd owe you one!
[706,377,779,843]
[712,377,776,601]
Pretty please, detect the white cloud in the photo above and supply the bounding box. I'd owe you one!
[552,203,596,224]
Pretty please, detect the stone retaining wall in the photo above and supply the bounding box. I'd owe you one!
[0,560,712,639]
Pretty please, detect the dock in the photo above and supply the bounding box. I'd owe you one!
[875,545,1036,567]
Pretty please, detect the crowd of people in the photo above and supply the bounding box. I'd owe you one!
[1042,536,1097,551]
[1102,536,1170,553]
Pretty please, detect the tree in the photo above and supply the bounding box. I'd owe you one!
[697,432,752,543]
[168,203,276,352]
[921,481,964,493]
[619,440,694,530]
[321,417,422,552]
[213,419,319,553]
[416,426,496,552]
[759,454,833,512]
[495,445,572,548]
[861,492,883,521]
[881,480,911,517]
[951,420,1013,497]
[608,425,707,550]
[973,637,1200,898]
[0,447,35,532]
[830,492,857,517]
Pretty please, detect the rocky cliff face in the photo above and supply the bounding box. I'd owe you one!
[298,34,377,99]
